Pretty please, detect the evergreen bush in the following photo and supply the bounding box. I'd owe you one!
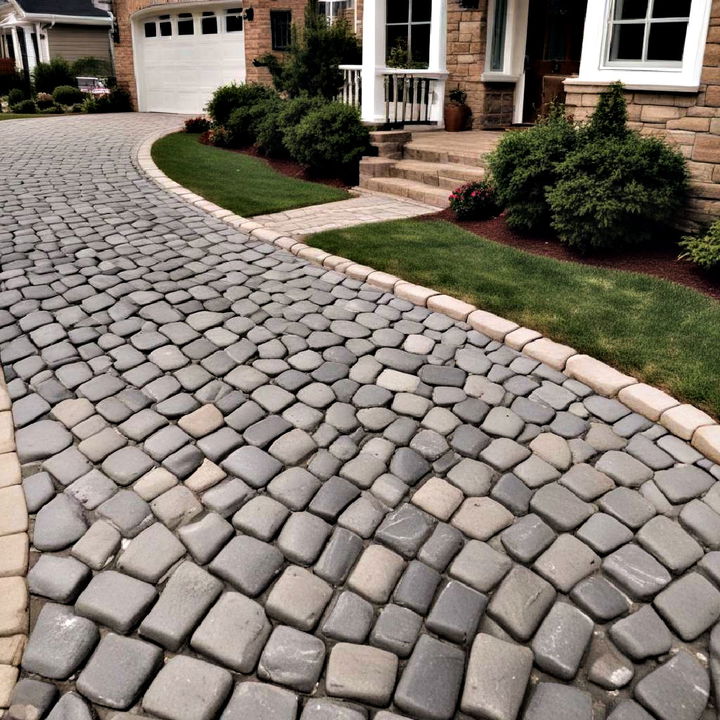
[33,58,77,94]
[206,82,276,127]
[680,221,720,271]
[53,85,84,106]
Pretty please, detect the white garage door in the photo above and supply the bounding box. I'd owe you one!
[134,5,246,114]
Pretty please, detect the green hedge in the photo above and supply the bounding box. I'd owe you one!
[681,221,720,271]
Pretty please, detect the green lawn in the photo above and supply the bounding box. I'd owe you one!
[152,132,350,217]
[309,219,720,417]
[0,113,60,120]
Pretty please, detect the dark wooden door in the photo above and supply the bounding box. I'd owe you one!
[522,0,587,123]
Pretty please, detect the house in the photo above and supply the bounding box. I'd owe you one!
[112,0,340,114]
[0,0,113,84]
[346,0,719,224]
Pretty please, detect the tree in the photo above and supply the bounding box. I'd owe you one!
[256,0,361,100]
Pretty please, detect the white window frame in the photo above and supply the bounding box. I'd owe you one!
[319,0,354,24]
[573,0,712,91]
[481,0,529,82]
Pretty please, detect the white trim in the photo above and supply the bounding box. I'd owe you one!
[577,0,712,90]
[483,0,528,78]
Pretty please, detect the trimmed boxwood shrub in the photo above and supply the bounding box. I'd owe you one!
[227,93,281,148]
[547,134,689,251]
[53,85,84,106]
[487,105,578,232]
[283,101,369,172]
[184,116,211,133]
[33,58,77,94]
[10,99,37,114]
[680,220,720,271]
[206,82,277,127]
[8,88,25,105]
[255,94,325,157]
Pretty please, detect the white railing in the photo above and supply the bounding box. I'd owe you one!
[339,64,362,108]
[339,65,444,125]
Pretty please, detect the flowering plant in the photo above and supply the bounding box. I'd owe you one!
[448,180,499,221]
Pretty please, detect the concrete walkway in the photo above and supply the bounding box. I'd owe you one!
[251,191,437,238]
[0,113,719,720]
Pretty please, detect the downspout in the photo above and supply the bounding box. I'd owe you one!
[107,9,116,77]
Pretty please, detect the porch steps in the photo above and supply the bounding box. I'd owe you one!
[360,176,452,207]
[359,130,496,208]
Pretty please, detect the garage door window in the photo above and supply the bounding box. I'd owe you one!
[178,13,194,35]
[144,21,157,37]
[159,15,172,36]
[202,12,218,34]
[226,8,243,32]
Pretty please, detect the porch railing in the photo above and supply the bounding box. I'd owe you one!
[383,72,438,125]
[339,65,443,125]
[339,64,362,108]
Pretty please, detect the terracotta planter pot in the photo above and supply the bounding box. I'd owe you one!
[444,103,469,132]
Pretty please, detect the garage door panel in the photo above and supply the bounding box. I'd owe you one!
[136,6,246,114]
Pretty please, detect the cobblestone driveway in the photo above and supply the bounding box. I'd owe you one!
[2,114,720,720]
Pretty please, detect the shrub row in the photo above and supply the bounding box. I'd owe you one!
[203,83,369,175]
[7,87,131,115]
[487,84,690,252]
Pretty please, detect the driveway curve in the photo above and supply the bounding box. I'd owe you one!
[1,113,719,720]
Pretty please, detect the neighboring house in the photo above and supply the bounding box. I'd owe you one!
[112,0,343,114]
[0,0,113,84]
[344,0,719,223]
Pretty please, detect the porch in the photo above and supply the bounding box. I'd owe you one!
[358,127,506,207]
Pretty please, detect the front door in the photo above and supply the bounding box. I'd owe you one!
[522,0,587,123]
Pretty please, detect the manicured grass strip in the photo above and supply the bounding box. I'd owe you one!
[309,219,720,417]
[0,114,65,120]
[152,132,350,217]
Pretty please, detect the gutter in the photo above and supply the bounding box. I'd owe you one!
[17,12,112,26]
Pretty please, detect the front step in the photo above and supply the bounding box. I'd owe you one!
[389,159,485,190]
[360,176,450,208]
[403,144,488,166]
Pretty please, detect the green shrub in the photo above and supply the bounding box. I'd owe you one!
[487,105,578,232]
[184,116,211,133]
[84,87,132,113]
[547,134,689,251]
[40,104,64,114]
[35,92,54,109]
[33,58,77,94]
[71,56,112,78]
[257,0,361,99]
[206,82,276,127]
[8,88,25,105]
[680,221,720,271]
[255,95,325,157]
[0,70,25,97]
[10,99,37,113]
[226,91,280,147]
[449,180,499,221]
[284,101,369,172]
[53,85,84,106]
[585,81,629,140]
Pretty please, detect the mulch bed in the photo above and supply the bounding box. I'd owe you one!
[424,209,720,301]
[228,145,354,190]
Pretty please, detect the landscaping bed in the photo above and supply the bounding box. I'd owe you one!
[308,218,720,418]
[152,132,350,217]
[426,209,720,301]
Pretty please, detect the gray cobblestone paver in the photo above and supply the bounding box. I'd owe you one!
[5,114,720,719]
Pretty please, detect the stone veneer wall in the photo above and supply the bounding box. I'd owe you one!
[113,0,307,108]
[564,0,720,228]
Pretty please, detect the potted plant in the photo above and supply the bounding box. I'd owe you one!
[444,88,469,132]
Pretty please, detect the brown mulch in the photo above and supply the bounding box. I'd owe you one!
[229,145,354,190]
[423,209,720,301]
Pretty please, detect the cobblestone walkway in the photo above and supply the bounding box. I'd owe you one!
[251,192,437,238]
[2,113,720,720]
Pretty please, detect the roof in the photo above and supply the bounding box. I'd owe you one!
[14,0,110,18]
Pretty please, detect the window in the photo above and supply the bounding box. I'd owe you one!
[143,21,156,37]
[489,0,508,71]
[271,10,292,50]
[201,11,218,34]
[386,0,431,68]
[318,0,354,24]
[158,14,172,36]
[226,8,243,32]
[177,12,194,35]
[608,0,691,64]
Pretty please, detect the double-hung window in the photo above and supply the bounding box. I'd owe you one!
[318,0,354,24]
[386,0,431,68]
[608,0,691,65]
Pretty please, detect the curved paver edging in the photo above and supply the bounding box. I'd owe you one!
[136,129,720,466]
[0,364,28,709]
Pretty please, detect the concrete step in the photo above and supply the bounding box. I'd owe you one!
[389,159,486,190]
[369,129,412,145]
[359,156,396,178]
[360,176,450,208]
[403,144,488,166]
